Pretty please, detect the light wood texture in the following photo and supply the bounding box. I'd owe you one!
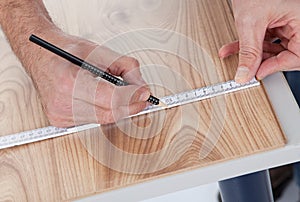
[0,0,285,201]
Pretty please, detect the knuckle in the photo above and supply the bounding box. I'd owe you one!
[134,87,149,101]
[135,86,146,95]
[126,57,140,68]
[239,45,261,61]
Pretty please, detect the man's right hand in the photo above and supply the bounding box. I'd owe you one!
[0,0,151,127]
[29,33,150,127]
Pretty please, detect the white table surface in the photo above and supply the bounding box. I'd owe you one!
[77,72,300,202]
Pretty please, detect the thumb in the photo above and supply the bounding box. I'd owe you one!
[234,20,266,83]
[112,85,150,107]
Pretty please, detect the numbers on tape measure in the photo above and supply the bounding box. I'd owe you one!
[0,126,68,148]
[0,79,259,150]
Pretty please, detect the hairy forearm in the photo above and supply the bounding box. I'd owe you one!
[0,0,60,73]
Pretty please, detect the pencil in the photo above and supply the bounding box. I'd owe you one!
[29,34,165,106]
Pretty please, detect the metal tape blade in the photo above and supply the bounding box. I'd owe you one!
[0,79,259,150]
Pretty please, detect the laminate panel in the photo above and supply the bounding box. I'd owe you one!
[0,0,285,201]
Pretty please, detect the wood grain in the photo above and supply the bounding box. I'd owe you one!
[0,0,285,201]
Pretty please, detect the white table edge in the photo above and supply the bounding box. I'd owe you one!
[77,72,300,202]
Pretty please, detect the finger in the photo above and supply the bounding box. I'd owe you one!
[262,52,275,60]
[96,101,147,124]
[263,41,285,54]
[67,91,148,126]
[257,50,300,80]
[270,26,295,41]
[112,85,150,106]
[268,28,290,48]
[280,38,289,49]
[219,42,275,81]
[118,102,148,118]
[68,40,148,86]
[82,46,147,86]
[83,45,121,72]
[74,67,150,108]
[109,56,147,86]
[219,41,239,58]
[218,39,285,59]
[234,18,267,83]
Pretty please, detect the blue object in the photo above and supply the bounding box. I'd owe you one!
[285,71,300,190]
[219,170,274,202]
[285,71,300,107]
[294,164,300,188]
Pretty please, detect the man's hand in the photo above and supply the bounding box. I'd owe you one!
[0,0,150,127]
[30,34,150,127]
[219,0,300,83]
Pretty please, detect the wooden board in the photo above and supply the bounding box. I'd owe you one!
[0,0,286,201]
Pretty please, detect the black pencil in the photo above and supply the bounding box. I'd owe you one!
[29,34,164,106]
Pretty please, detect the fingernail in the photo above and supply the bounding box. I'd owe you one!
[235,66,249,83]
[139,91,150,101]
[256,75,264,81]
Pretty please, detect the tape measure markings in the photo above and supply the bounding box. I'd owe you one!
[133,78,259,116]
[0,79,259,150]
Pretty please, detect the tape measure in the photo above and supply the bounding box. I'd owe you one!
[0,78,259,150]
